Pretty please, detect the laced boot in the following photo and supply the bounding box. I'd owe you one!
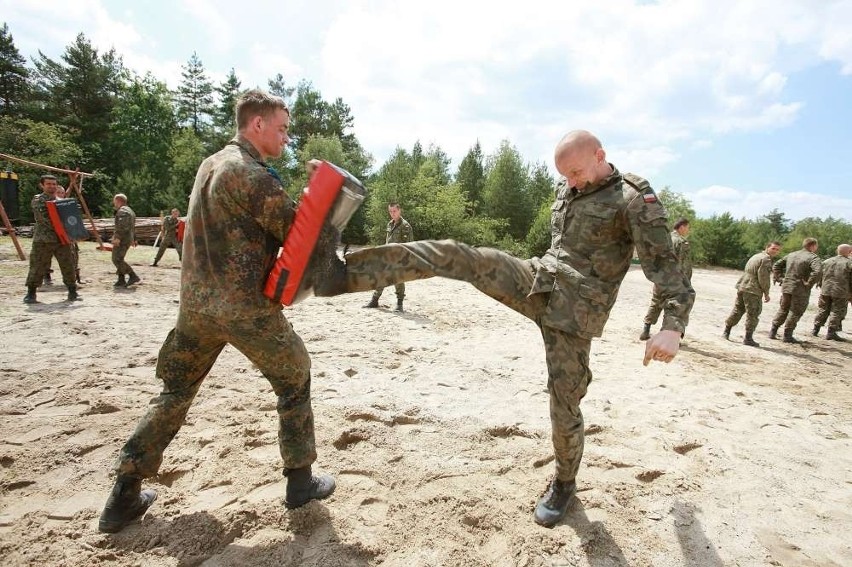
[284,467,336,509]
[533,477,576,528]
[395,298,404,312]
[826,329,846,341]
[782,328,800,344]
[638,323,651,341]
[114,274,126,287]
[125,271,141,287]
[743,330,760,347]
[364,296,379,308]
[811,325,821,337]
[23,286,38,304]
[769,324,779,340]
[309,224,349,297]
[66,285,81,302]
[98,476,157,533]
[722,325,732,340]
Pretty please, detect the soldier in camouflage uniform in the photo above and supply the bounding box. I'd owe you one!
[812,243,852,341]
[325,131,694,528]
[364,202,414,312]
[22,175,81,304]
[151,208,183,266]
[99,90,335,534]
[639,218,692,340]
[111,194,141,287]
[723,241,782,346]
[769,238,822,343]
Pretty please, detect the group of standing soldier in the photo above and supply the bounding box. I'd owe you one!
[21,181,184,303]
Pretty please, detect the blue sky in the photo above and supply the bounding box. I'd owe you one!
[3,0,852,221]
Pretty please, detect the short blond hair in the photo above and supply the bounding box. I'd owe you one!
[235,89,289,130]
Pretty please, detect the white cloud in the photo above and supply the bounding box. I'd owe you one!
[688,184,852,221]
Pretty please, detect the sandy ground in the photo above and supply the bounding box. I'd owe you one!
[0,236,850,567]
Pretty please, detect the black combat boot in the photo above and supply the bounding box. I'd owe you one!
[743,330,760,347]
[639,323,651,341]
[75,269,82,284]
[826,329,846,341]
[23,286,38,304]
[98,476,157,533]
[769,324,779,340]
[811,325,821,337]
[150,261,158,267]
[722,325,732,340]
[309,224,349,297]
[284,467,336,509]
[364,296,379,308]
[125,271,141,287]
[43,271,53,286]
[395,298,404,312]
[533,477,576,528]
[66,285,81,301]
[782,328,800,344]
[114,274,126,287]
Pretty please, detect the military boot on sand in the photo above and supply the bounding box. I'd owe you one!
[23,286,37,304]
[98,476,157,533]
[395,298,404,312]
[826,329,846,341]
[114,275,126,287]
[284,467,336,509]
[769,324,779,340]
[533,478,576,528]
[743,331,760,347]
[66,285,81,301]
[125,271,141,287]
[364,296,379,308]
[722,325,732,340]
[811,325,820,337]
[782,328,800,344]
[638,323,651,341]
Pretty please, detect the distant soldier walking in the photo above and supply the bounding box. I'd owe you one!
[812,243,852,341]
[112,193,141,287]
[22,175,81,303]
[152,208,183,266]
[639,218,692,340]
[723,241,782,346]
[770,238,822,343]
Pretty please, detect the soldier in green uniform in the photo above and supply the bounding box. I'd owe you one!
[812,243,852,341]
[98,89,334,534]
[639,217,692,340]
[111,194,141,287]
[151,208,183,266]
[723,241,782,346]
[321,130,694,528]
[769,238,822,343]
[364,202,414,311]
[22,175,81,303]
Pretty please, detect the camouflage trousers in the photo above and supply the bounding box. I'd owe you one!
[813,295,848,331]
[25,240,76,287]
[643,286,665,325]
[344,240,592,482]
[725,291,764,333]
[154,237,182,263]
[115,309,315,479]
[771,292,810,331]
[112,242,133,276]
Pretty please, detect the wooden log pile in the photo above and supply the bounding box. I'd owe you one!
[1,217,167,245]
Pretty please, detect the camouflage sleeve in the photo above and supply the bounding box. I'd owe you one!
[402,222,413,242]
[758,257,771,295]
[31,195,49,229]
[244,166,296,243]
[772,256,785,284]
[806,256,822,288]
[626,193,695,334]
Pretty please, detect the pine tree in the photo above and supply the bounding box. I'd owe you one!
[0,23,29,116]
[175,52,214,135]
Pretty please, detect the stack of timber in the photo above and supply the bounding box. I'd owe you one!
[1,217,166,245]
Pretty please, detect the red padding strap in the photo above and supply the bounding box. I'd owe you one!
[177,220,186,243]
[45,201,71,245]
[264,161,344,305]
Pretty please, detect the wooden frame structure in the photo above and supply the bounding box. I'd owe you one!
[0,152,105,259]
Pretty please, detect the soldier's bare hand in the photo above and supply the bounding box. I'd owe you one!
[643,330,681,366]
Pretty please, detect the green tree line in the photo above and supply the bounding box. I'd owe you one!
[2,23,850,263]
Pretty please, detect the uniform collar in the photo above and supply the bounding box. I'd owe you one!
[570,164,621,197]
[231,134,264,163]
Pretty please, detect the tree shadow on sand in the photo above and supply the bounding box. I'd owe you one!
[107,504,375,567]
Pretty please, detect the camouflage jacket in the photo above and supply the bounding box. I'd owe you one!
[531,166,694,339]
[385,218,413,244]
[671,230,693,282]
[161,215,180,242]
[31,192,59,243]
[114,205,136,243]
[819,255,852,299]
[736,251,774,296]
[180,135,297,320]
[773,249,822,295]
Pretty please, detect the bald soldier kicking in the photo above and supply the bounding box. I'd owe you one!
[319,130,694,527]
